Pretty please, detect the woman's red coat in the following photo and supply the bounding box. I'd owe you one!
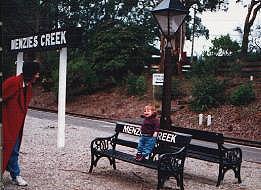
[2,74,32,172]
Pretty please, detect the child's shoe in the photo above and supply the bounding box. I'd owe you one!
[135,153,143,161]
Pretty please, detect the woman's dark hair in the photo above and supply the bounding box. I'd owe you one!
[22,61,40,82]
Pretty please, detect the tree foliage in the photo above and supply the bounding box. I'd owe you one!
[2,0,239,95]
[90,22,152,84]
[190,76,226,112]
[229,82,255,106]
[207,34,241,56]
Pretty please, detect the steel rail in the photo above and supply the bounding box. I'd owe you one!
[29,106,261,148]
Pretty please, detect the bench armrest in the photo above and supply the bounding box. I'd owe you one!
[158,147,187,172]
[221,145,242,164]
[90,134,117,152]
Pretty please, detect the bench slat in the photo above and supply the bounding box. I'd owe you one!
[172,126,224,144]
[188,144,220,155]
[116,139,138,148]
[99,149,158,169]
[187,152,220,163]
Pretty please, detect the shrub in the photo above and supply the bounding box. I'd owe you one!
[229,83,255,106]
[67,57,98,97]
[136,76,147,96]
[189,58,218,78]
[51,56,98,100]
[189,77,226,112]
[207,34,240,56]
[126,74,138,95]
[226,60,242,77]
[127,74,147,96]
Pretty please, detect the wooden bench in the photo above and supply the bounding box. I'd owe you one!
[172,126,242,186]
[89,122,192,190]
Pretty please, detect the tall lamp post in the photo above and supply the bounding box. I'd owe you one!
[152,0,188,130]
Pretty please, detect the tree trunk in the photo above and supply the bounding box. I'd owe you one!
[241,23,251,59]
[240,0,261,59]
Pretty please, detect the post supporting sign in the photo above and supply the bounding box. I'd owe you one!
[57,47,67,148]
[16,52,23,75]
[152,73,164,106]
[9,28,82,148]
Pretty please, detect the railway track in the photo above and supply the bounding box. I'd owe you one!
[29,106,261,148]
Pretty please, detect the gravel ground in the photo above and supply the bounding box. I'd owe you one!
[3,115,261,190]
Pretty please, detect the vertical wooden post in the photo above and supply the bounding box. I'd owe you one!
[199,114,203,125]
[16,52,23,75]
[57,47,67,148]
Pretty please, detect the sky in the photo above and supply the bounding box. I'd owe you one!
[183,0,261,56]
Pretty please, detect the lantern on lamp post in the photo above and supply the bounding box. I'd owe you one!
[152,0,188,130]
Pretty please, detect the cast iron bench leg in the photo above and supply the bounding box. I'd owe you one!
[238,164,242,183]
[157,173,165,190]
[89,153,95,173]
[235,164,242,183]
[180,172,184,190]
[109,157,116,170]
[112,158,116,170]
[217,164,224,186]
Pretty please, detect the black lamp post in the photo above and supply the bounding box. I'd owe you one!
[152,0,188,130]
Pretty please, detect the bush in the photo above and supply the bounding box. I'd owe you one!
[126,74,138,95]
[207,34,240,56]
[136,76,147,96]
[52,56,98,100]
[127,74,147,96]
[229,83,255,106]
[193,54,245,78]
[189,58,218,78]
[226,60,242,77]
[189,77,226,112]
[67,57,98,97]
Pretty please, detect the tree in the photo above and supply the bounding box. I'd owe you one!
[236,0,261,58]
[208,34,241,56]
[90,22,153,85]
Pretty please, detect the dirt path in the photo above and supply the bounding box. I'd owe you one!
[3,115,261,190]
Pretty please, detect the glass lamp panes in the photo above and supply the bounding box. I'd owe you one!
[154,13,186,36]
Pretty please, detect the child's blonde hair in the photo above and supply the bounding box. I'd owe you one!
[144,104,157,117]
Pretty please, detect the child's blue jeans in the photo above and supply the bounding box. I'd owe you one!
[137,135,156,157]
[7,138,21,179]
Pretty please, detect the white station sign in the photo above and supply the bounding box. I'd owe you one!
[152,73,164,86]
